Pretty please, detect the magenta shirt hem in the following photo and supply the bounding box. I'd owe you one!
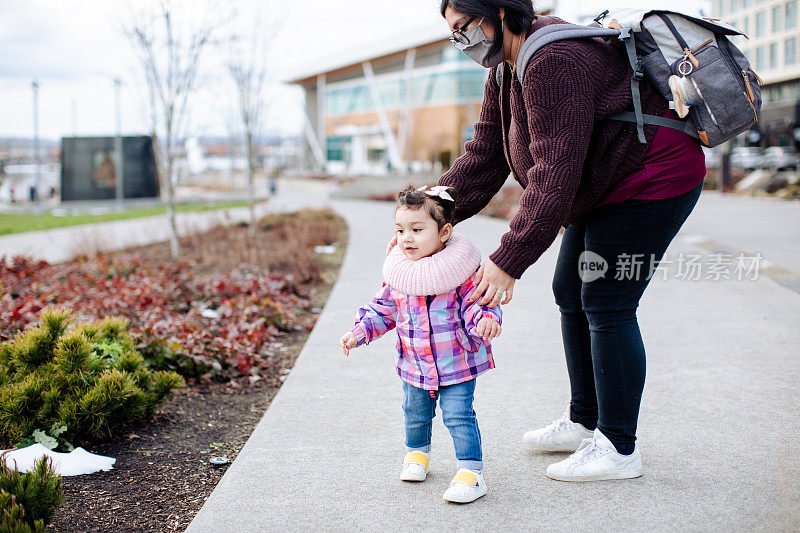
[594,109,707,209]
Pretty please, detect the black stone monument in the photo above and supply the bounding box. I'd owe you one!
[60,136,159,201]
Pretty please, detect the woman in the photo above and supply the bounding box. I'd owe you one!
[437,0,705,481]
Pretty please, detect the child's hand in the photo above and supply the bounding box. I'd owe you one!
[339,332,357,356]
[475,317,501,342]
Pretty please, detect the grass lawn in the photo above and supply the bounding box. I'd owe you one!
[0,200,254,236]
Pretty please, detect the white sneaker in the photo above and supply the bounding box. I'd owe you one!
[442,468,487,503]
[546,428,643,482]
[400,451,429,481]
[523,409,594,452]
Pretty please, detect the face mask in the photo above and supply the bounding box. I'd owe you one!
[454,17,505,68]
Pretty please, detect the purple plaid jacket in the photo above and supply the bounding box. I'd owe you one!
[350,271,501,391]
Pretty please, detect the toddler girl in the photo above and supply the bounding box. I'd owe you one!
[338,185,502,504]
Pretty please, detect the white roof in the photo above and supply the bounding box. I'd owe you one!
[282,2,559,84]
[283,22,451,84]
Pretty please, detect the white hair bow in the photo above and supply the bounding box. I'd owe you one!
[416,185,454,202]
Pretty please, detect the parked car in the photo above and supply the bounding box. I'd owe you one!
[760,146,799,170]
[730,146,763,171]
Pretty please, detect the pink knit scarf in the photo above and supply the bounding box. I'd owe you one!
[382,233,482,296]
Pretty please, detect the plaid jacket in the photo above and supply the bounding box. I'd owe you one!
[350,271,501,391]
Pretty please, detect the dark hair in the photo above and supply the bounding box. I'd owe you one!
[440,0,537,60]
[396,185,457,229]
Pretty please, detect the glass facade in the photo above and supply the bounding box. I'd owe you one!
[326,136,349,161]
[756,45,766,70]
[324,70,487,115]
[762,80,800,101]
[787,0,798,28]
[770,41,779,68]
[772,4,782,30]
[755,10,767,36]
[787,37,798,65]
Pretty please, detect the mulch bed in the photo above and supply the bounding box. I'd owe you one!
[48,333,306,533]
[38,212,346,532]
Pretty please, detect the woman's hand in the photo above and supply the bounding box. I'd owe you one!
[466,259,515,308]
[339,332,357,356]
[474,317,502,341]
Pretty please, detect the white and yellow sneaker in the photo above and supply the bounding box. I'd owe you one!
[442,468,486,503]
[400,451,429,482]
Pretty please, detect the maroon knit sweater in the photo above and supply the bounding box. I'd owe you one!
[439,16,668,279]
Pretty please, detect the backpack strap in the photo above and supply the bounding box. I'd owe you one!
[494,24,620,87]
[513,24,621,84]
[609,26,691,140]
[495,23,689,140]
[616,27,647,143]
[611,111,688,130]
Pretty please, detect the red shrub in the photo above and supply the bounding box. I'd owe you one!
[0,253,315,380]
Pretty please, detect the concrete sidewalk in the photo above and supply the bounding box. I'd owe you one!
[679,191,800,292]
[0,179,333,263]
[188,198,799,531]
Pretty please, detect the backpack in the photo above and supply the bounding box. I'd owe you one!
[496,10,763,148]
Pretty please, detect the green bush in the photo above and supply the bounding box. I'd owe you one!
[0,307,185,448]
[0,455,62,532]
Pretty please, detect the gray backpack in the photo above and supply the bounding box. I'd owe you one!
[497,10,762,148]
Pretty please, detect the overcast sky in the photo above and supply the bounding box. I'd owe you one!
[0,0,711,141]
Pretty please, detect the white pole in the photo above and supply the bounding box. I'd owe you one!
[362,61,404,173]
[114,78,124,208]
[32,80,41,209]
[303,112,326,168]
[71,99,78,137]
[398,48,416,163]
[316,74,327,172]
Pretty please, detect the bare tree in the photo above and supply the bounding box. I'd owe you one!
[123,0,221,257]
[227,5,280,237]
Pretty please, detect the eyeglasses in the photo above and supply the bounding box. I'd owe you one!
[449,16,478,45]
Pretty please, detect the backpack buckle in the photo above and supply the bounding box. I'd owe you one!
[633,59,645,81]
[593,9,609,25]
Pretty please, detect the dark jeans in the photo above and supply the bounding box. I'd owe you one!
[551,181,703,454]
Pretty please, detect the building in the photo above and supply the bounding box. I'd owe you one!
[288,28,486,175]
[717,0,800,146]
[288,5,555,175]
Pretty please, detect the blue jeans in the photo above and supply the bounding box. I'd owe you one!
[552,181,703,454]
[402,379,482,471]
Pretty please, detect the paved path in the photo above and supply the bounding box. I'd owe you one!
[0,179,333,264]
[188,197,799,531]
[679,191,800,292]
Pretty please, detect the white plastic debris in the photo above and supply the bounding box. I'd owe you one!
[2,444,116,476]
[314,244,338,254]
[201,308,221,319]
